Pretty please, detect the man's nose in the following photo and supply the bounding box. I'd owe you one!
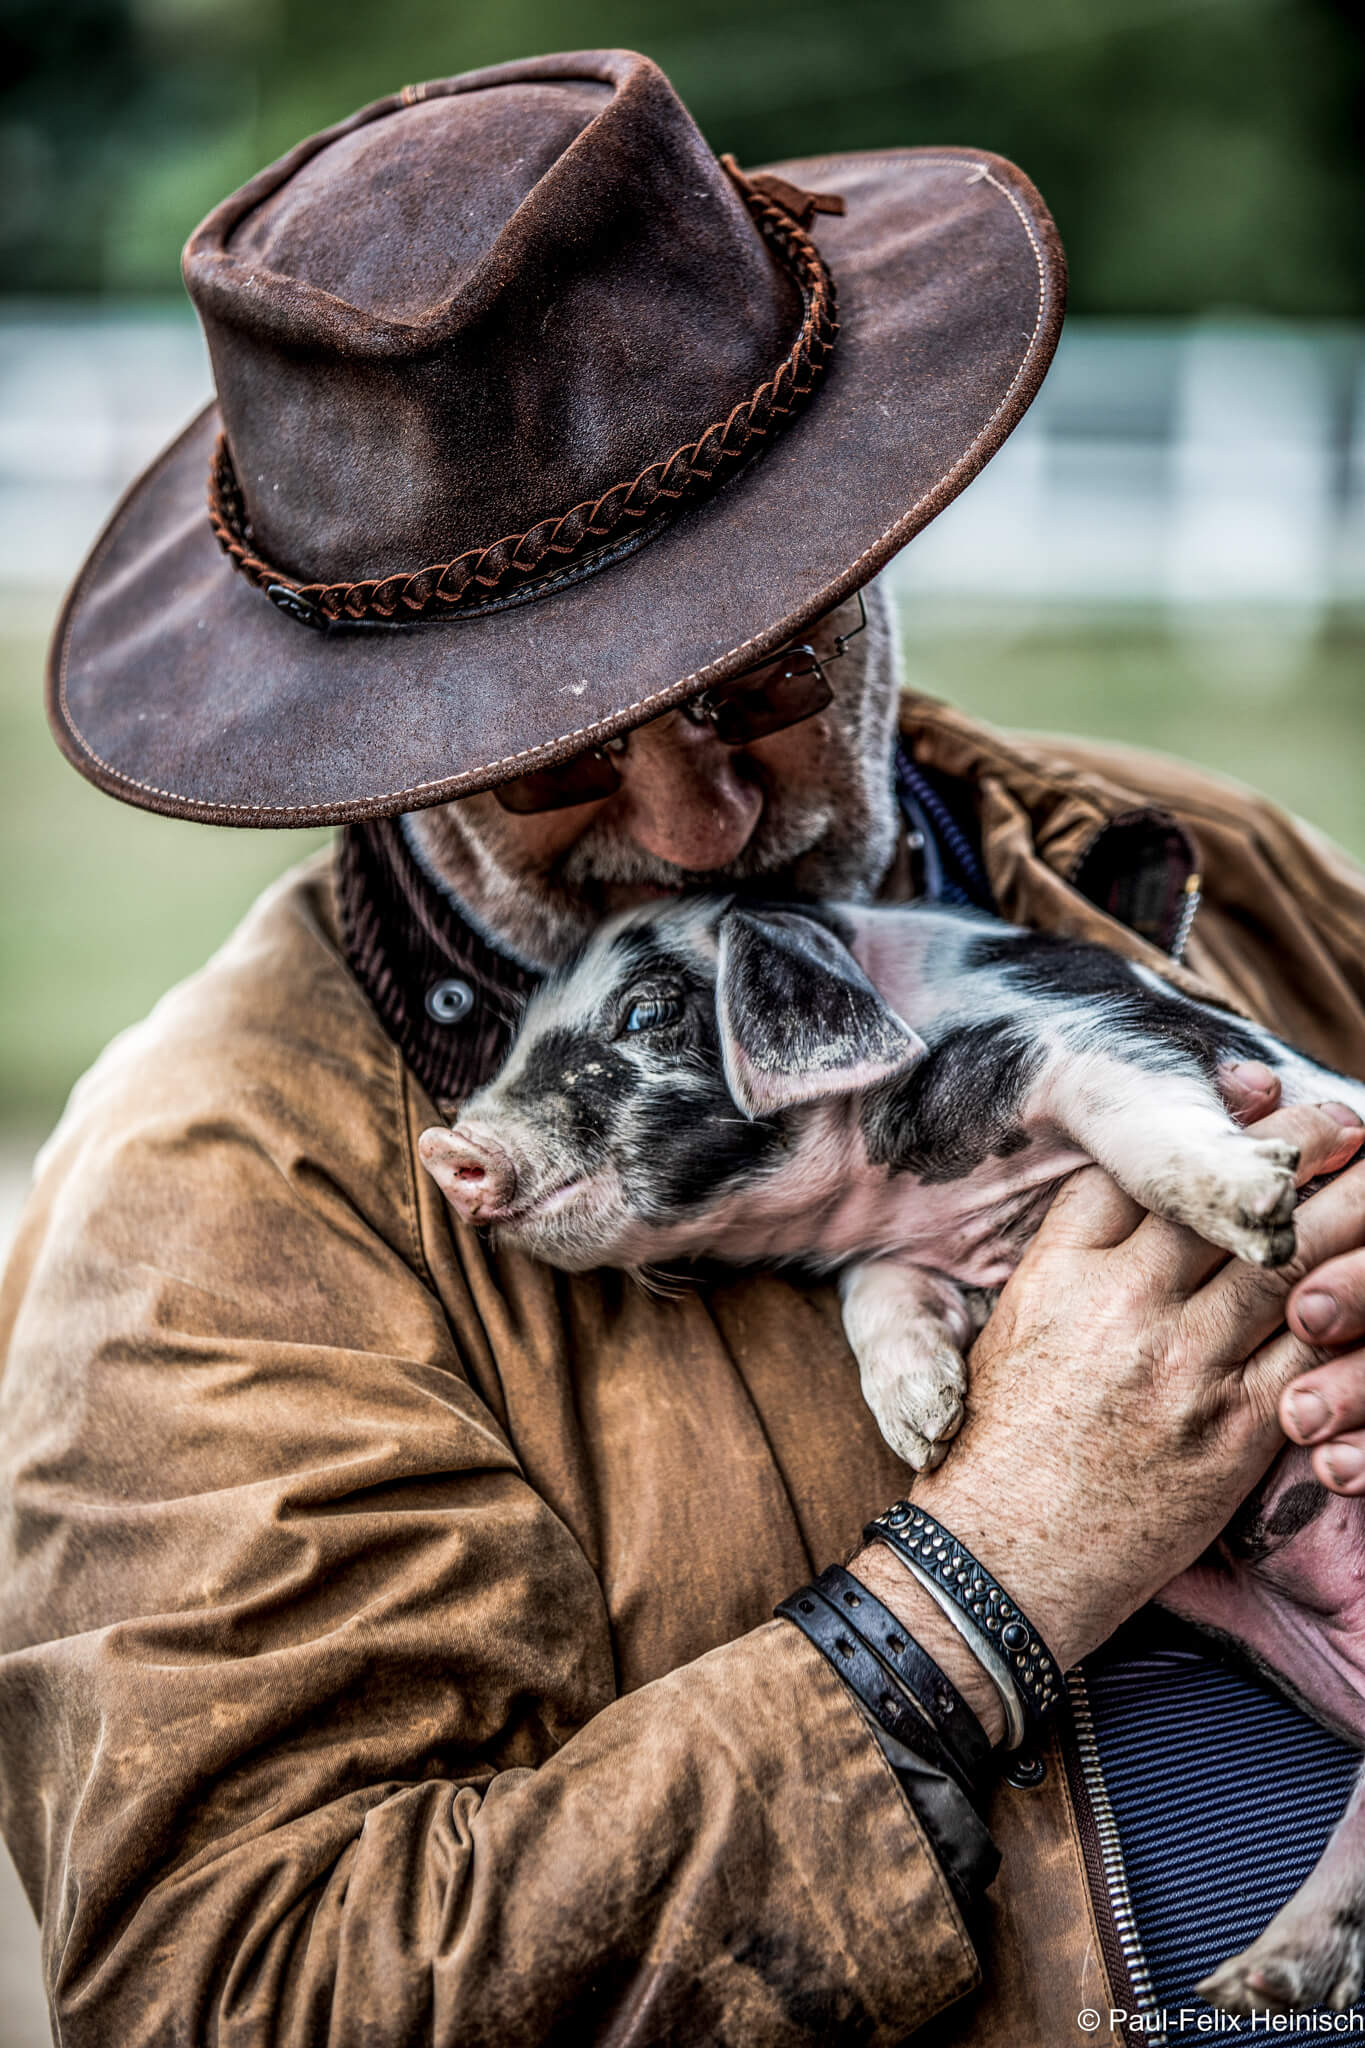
[610,711,762,871]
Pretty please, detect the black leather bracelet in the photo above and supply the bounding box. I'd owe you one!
[865,1501,1063,1748]
[812,1564,991,1779]
[776,1584,976,1798]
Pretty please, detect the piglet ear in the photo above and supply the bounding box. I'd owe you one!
[716,907,927,1118]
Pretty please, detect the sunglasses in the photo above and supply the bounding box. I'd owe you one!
[492,589,867,816]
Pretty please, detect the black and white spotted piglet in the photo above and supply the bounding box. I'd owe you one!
[420,896,1365,1471]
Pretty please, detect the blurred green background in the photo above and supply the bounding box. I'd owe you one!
[1,0,1363,1143]
[6,0,1363,310]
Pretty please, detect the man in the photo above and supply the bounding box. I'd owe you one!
[6,47,1365,2046]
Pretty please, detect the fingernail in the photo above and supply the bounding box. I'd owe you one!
[1325,1446,1364,1486]
[1288,1387,1330,1439]
[1296,1291,1340,1337]
[1228,1060,1275,1090]
[1322,1102,1365,1128]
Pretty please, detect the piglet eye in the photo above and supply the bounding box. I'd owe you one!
[624,996,683,1034]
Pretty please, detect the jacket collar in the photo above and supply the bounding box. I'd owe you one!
[903,692,1206,983]
[335,812,539,1119]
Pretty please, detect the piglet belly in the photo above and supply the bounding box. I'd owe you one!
[1160,1447,1365,1748]
[824,1152,1088,1286]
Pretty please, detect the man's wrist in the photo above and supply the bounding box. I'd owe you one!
[849,1541,1008,1748]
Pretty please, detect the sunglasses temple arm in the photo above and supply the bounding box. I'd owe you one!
[833,586,868,656]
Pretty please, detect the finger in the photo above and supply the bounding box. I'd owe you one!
[1200,1147,1365,1368]
[1288,1248,1365,1348]
[1242,1325,1337,1436]
[1282,1350,1365,1446]
[1129,1100,1365,1296]
[1218,1059,1283,1127]
[1311,1431,1365,1496]
[1024,1162,1146,1254]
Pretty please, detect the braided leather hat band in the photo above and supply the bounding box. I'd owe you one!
[206,159,843,630]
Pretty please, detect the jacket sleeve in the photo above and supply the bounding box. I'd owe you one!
[0,1012,980,2046]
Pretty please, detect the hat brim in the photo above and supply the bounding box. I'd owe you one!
[47,146,1064,827]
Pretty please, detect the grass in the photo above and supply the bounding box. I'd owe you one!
[900,603,1365,865]
[0,602,328,1129]
[2,596,1361,1133]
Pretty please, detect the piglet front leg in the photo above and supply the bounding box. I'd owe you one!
[1040,1053,1301,1268]
[838,1258,991,1470]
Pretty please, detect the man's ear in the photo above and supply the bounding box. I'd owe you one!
[715,907,927,1118]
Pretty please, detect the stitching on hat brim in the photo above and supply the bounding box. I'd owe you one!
[51,153,1056,827]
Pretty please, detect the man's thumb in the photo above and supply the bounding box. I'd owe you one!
[1217,1059,1282,1128]
[1031,1164,1145,1252]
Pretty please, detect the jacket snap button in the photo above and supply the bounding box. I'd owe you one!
[1003,1751,1047,1789]
[425,978,474,1024]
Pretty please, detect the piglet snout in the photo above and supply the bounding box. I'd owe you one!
[418,1125,519,1223]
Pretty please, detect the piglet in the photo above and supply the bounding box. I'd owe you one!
[421,896,1361,1467]
[420,896,1365,2017]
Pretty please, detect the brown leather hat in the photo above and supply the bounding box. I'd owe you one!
[47,49,1065,827]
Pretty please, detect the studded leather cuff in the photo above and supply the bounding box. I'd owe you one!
[866,1502,1063,1749]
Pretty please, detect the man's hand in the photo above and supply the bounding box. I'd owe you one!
[1221,1061,1365,1495]
[851,1096,1365,1738]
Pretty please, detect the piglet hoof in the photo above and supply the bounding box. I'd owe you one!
[1161,1135,1300,1269]
[1217,1135,1300,1267]
[1198,1915,1365,2017]
[865,1350,967,1473]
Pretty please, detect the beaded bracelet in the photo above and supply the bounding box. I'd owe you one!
[776,1585,977,1798]
[865,1502,1063,1751]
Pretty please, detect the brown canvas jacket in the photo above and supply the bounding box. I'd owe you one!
[3,694,1365,2048]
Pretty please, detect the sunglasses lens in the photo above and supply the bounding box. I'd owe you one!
[706,653,833,745]
[493,644,835,811]
[492,748,623,814]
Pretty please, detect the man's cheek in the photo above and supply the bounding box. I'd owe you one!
[747,709,835,782]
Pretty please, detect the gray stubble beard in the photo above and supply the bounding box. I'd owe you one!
[405,577,904,973]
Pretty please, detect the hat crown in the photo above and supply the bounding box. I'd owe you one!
[220,82,611,323]
[184,52,800,585]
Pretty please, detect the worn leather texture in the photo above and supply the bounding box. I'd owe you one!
[46,50,1065,825]
[194,62,797,583]
[811,1562,993,1779]
[5,709,1365,2044]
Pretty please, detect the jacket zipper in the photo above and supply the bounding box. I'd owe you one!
[1169,874,1202,963]
[1060,1666,1167,2045]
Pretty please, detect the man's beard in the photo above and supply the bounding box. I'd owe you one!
[405,577,904,973]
